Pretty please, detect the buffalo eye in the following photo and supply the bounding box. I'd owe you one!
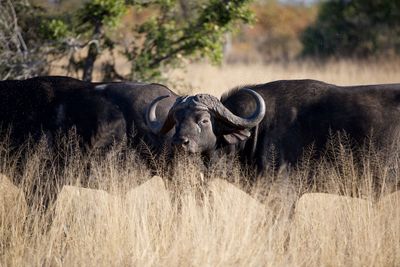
[199,119,209,125]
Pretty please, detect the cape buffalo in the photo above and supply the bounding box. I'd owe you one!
[0,76,126,150]
[95,82,178,156]
[147,79,400,176]
[51,89,126,150]
[0,76,128,208]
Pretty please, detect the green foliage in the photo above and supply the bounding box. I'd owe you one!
[128,0,254,80]
[301,0,400,58]
[78,0,127,28]
[40,19,70,40]
[3,0,253,81]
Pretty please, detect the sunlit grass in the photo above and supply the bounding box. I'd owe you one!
[0,134,399,266]
[167,60,400,96]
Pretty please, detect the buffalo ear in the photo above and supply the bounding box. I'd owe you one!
[222,129,251,144]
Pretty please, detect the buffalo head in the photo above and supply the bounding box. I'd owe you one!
[146,89,265,155]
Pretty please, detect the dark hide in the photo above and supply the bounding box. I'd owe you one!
[95,82,178,155]
[221,80,400,174]
[162,79,400,178]
[51,90,126,150]
[0,76,126,150]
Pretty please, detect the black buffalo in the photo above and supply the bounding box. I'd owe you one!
[0,76,128,208]
[148,79,400,176]
[51,88,126,150]
[0,76,126,150]
[95,82,178,156]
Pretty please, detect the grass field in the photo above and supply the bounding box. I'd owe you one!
[2,61,400,266]
[166,60,400,96]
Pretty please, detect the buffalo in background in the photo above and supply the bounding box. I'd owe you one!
[51,87,126,150]
[0,76,126,150]
[0,76,126,207]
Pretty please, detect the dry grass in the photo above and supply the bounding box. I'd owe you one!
[166,60,400,96]
[2,61,400,266]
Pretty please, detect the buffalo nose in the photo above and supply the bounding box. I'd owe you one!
[173,136,190,147]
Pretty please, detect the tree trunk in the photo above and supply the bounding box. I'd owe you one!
[82,23,102,82]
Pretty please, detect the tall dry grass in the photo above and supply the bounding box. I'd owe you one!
[1,135,399,266]
[1,61,400,266]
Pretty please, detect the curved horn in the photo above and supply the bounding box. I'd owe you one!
[145,95,170,134]
[158,110,176,135]
[211,89,265,128]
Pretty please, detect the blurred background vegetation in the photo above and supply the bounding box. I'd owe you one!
[1,0,399,81]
